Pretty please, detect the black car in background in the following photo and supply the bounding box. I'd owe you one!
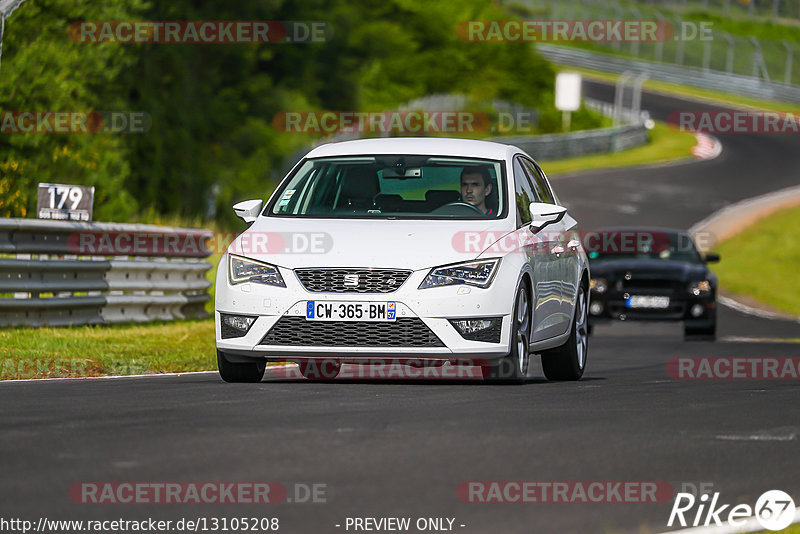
[586,227,720,339]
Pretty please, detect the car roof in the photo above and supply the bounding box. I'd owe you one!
[305,137,521,160]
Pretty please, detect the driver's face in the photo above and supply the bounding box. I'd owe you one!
[461,173,491,211]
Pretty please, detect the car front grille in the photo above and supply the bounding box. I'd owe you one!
[620,278,682,294]
[260,316,444,347]
[295,268,412,293]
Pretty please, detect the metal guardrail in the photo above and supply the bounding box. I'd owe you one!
[537,44,800,104]
[490,123,649,160]
[0,218,213,327]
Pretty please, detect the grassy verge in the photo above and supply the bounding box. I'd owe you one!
[563,65,800,114]
[0,320,216,379]
[712,205,800,317]
[543,120,697,176]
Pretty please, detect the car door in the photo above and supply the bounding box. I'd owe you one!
[512,156,562,342]
[521,157,573,336]
[523,158,581,324]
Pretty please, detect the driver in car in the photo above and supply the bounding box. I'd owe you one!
[460,166,494,216]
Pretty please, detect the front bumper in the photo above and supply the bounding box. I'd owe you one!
[588,289,716,323]
[215,257,521,362]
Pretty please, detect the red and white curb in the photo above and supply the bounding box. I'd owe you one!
[691,132,722,160]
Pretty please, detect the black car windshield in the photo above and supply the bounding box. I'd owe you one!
[586,230,703,263]
[267,155,505,219]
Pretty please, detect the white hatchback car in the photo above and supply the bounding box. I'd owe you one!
[215,137,589,383]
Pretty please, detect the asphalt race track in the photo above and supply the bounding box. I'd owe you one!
[1,83,799,534]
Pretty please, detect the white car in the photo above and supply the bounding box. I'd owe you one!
[215,137,589,383]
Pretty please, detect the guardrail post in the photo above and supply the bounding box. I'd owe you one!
[629,7,642,57]
[773,0,780,22]
[654,11,665,62]
[702,36,712,71]
[614,71,633,126]
[722,32,735,74]
[631,72,649,124]
[612,2,623,52]
[783,40,794,84]
[674,14,685,65]
[750,37,770,81]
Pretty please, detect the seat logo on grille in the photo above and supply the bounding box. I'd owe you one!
[344,274,359,287]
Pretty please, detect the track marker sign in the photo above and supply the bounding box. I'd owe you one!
[37,183,94,221]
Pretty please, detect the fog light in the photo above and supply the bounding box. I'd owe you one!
[451,318,495,334]
[589,302,603,316]
[449,317,502,343]
[590,278,607,294]
[220,313,257,339]
[690,304,704,318]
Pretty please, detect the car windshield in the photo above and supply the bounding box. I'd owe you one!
[587,230,703,263]
[267,155,506,219]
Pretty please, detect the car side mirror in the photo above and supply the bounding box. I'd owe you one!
[232,199,263,224]
[528,202,567,231]
[704,252,720,263]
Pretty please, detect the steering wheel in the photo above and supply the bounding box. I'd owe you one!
[431,201,485,216]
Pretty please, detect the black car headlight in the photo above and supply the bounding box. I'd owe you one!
[229,255,285,287]
[688,280,712,296]
[419,259,500,289]
[590,277,607,294]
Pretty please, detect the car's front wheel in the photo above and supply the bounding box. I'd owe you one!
[483,283,530,384]
[541,283,588,381]
[217,350,266,383]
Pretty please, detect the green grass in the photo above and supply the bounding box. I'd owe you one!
[0,320,216,379]
[543,120,697,176]
[712,205,800,317]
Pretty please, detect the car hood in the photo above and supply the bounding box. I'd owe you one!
[589,259,714,282]
[227,217,513,270]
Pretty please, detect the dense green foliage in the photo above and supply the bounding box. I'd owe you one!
[0,0,599,228]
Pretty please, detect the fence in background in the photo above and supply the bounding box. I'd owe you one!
[0,218,213,327]
[490,123,649,160]
[538,44,800,103]
[521,0,800,91]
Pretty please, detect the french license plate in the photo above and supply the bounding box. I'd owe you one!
[625,295,670,309]
[306,301,396,321]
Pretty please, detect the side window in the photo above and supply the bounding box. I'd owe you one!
[521,158,555,204]
[513,158,536,226]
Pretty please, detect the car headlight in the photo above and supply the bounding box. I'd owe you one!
[419,259,500,289]
[688,280,712,296]
[590,278,607,294]
[229,255,285,287]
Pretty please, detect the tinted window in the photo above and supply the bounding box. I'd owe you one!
[521,158,555,204]
[513,158,536,225]
[268,155,506,219]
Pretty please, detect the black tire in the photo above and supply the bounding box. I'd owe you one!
[684,322,716,341]
[483,283,531,384]
[298,359,341,380]
[541,283,588,381]
[217,350,266,383]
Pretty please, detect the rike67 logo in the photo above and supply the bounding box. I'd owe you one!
[668,490,796,531]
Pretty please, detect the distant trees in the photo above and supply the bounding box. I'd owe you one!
[0,0,598,228]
